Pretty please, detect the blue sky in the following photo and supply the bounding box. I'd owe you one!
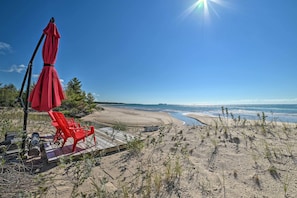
[0,0,297,105]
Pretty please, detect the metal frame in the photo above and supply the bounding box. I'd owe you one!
[16,17,55,155]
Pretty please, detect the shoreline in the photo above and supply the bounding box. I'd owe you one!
[82,105,296,128]
[81,106,184,127]
[100,103,297,124]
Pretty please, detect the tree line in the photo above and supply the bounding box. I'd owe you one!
[0,77,97,117]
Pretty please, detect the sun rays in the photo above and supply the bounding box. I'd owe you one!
[180,0,230,24]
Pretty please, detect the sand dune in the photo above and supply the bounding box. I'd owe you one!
[5,106,296,197]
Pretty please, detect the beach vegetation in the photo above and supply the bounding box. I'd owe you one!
[231,113,244,128]
[57,77,96,118]
[256,112,268,136]
[199,178,212,196]
[0,109,15,139]
[112,121,127,131]
[126,136,144,156]
[0,80,97,118]
[268,113,276,127]
[220,106,229,126]
[283,170,291,198]
[143,168,152,197]
[90,177,108,198]
[225,107,229,122]
[174,156,182,178]
[285,143,294,158]
[272,147,279,159]
[282,123,290,138]
[230,112,235,125]
[258,112,267,125]
[119,182,129,198]
[219,114,223,125]
[242,118,247,127]
[153,171,162,195]
[0,83,19,107]
[162,155,182,192]
[1,107,297,197]
[214,120,219,135]
[263,141,273,162]
[268,165,279,180]
[221,106,225,117]
[164,157,172,183]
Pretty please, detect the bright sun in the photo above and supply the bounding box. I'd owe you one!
[181,0,229,23]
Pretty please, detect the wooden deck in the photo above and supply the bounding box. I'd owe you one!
[43,127,137,163]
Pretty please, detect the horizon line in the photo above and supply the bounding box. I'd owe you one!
[96,101,297,106]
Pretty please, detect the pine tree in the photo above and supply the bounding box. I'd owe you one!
[0,83,18,107]
[58,77,95,117]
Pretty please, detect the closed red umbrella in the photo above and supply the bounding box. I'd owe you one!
[29,18,65,111]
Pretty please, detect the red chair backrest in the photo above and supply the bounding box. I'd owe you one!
[53,112,74,138]
[48,110,56,122]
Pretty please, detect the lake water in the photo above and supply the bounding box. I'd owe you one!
[106,104,297,125]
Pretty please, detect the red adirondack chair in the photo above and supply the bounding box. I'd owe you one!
[48,110,80,142]
[52,111,96,152]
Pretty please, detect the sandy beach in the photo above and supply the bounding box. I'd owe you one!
[81,106,184,127]
[2,106,297,197]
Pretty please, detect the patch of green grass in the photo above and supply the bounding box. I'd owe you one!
[0,109,23,139]
[268,165,279,180]
[113,122,127,131]
[126,137,144,156]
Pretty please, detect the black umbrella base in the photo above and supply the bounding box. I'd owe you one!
[0,132,41,158]
[28,132,40,156]
[0,132,22,150]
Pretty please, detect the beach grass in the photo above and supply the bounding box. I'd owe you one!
[0,107,297,197]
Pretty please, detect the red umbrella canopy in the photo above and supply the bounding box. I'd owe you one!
[29,20,65,112]
[42,19,60,65]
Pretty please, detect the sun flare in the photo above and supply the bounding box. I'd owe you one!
[180,0,229,23]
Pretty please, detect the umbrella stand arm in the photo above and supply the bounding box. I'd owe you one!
[17,66,29,108]
[17,34,45,109]
[18,33,45,156]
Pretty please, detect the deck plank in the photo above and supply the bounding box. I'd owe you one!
[44,127,137,163]
[96,127,135,142]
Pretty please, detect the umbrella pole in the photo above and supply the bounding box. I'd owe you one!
[19,33,45,156]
